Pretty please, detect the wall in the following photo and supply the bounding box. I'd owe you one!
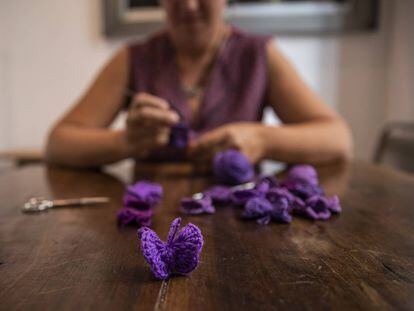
[0,3,9,150]
[385,1,414,121]
[0,0,412,160]
[0,0,122,150]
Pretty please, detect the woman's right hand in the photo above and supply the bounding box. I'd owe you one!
[124,92,180,159]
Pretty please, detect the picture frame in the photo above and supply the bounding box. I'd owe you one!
[103,0,379,37]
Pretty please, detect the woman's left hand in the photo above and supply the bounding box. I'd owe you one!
[189,122,266,169]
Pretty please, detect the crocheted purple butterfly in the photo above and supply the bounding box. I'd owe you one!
[180,193,215,215]
[117,181,163,227]
[138,218,203,280]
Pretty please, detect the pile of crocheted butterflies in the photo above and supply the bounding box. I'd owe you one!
[117,149,343,280]
[118,149,341,227]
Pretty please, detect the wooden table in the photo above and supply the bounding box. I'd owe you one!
[1,161,414,310]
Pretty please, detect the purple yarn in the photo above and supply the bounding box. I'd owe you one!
[138,217,204,280]
[124,181,163,209]
[180,194,215,215]
[169,123,189,149]
[117,208,153,227]
[213,149,254,185]
[203,185,232,204]
[286,164,319,186]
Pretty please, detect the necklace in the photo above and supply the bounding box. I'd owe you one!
[182,84,202,99]
[179,28,230,99]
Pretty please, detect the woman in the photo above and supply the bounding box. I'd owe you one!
[46,0,352,168]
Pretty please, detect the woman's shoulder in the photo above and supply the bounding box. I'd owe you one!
[224,26,272,68]
[225,26,273,65]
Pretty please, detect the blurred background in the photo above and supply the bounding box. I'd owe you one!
[0,0,413,170]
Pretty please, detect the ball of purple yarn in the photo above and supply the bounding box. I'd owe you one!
[213,149,254,185]
[286,164,319,186]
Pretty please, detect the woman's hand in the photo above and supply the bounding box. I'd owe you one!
[189,122,266,168]
[125,93,180,159]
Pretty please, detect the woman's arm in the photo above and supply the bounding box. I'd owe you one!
[46,47,180,168]
[262,41,352,163]
[45,48,130,167]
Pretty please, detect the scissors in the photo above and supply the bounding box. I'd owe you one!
[22,197,110,213]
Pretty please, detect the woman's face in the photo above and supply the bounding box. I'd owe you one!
[161,0,227,50]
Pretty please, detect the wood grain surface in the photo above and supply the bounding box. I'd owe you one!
[0,161,413,310]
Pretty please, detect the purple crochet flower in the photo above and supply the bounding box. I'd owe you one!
[138,217,204,280]
[213,149,254,185]
[230,181,269,207]
[242,197,274,225]
[203,185,232,204]
[326,195,342,213]
[293,195,332,220]
[286,164,319,186]
[180,193,215,215]
[117,208,153,227]
[231,188,262,206]
[255,179,271,193]
[265,187,296,209]
[169,123,189,149]
[123,181,163,210]
[270,197,292,223]
[243,197,292,225]
[281,180,324,201]
[232,175,277,204]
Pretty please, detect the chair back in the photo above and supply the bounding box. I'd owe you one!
[374,122,414,173]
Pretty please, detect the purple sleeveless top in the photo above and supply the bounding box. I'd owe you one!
[128,27,271,135]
